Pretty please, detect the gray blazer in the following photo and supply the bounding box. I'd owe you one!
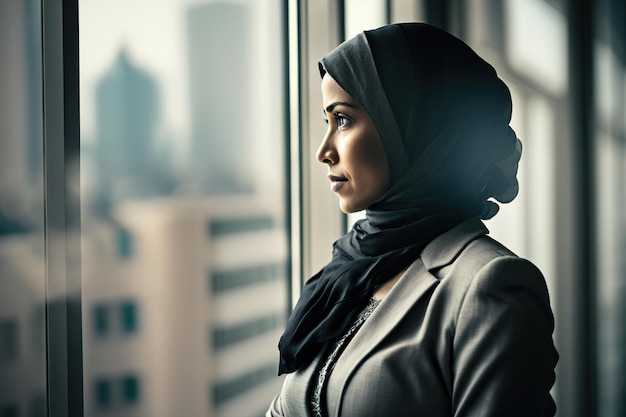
[267,218,557,417]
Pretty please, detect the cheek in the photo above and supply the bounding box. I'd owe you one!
[368,153,390,196]
[350,132,390,192]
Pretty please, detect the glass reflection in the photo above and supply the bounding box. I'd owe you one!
[80,1,288,416]
[0,1,47,416]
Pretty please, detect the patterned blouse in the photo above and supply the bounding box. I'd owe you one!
[310,297,382,417]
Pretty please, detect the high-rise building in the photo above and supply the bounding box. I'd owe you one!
[186,2,255,195]
[0,235,47,417]
[82,196,287,417]
[0,0,44,235]
[0,3,47,416]
[93,50,172,211]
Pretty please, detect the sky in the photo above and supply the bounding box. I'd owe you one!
[78,0,285,194]
[79,0,191,143]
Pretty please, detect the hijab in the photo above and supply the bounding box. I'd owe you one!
[278,23,522,375]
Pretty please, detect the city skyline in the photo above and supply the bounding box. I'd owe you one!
[2,1,289,416]
[81,0,286,205]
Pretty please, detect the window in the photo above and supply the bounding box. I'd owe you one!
[93,375,141,409]
[93,304,109,337]
[209,216,274,237]
[119,301,138,334]
[94,379,112,409]
[120,375,140,405]
[116,227,133,260]
[593,2,626,416]
[2,1,620,416]
[213,313,282,350]
[0,0,47,402]
[211,263,281,293]
[79,1,289,415]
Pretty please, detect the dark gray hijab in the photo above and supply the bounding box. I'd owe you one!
[278,23,521,375]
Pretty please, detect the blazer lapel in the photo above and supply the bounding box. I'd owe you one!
[326,258,439,415]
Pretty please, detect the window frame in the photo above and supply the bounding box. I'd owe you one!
[42,0,83,416]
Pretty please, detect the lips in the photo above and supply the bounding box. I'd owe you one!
[328,174,348,192]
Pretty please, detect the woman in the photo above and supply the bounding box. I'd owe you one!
[267,23,557,416]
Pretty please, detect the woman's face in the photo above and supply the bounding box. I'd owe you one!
[317,74,390,213]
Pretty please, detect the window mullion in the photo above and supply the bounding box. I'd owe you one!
[42,0,83,416]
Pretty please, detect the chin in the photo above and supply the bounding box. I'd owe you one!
[339,200,365,214]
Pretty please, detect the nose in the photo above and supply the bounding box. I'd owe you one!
[316,130,337,165]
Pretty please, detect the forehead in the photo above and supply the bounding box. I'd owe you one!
[321,74,356,105]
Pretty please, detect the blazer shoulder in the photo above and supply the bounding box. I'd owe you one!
[432,234,517,281]
[420,218,520,275]
[459,236,547,291]
[464,234,518,260]
[431,235,553,342]
[431,233,548,307]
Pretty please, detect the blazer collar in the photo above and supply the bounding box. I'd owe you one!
[420,217,488,273]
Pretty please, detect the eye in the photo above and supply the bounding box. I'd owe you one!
[333,113,352,130]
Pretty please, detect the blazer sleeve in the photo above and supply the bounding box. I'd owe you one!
[451,256,558,417]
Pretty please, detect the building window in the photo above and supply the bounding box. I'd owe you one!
[93,304,109,336]
[116,227,133,259]
[0,319,18,362]
[208,216,274,237]
[211,263,282,292]
[213,313,282,350]
[121,375,140,405]
[120,301,138,333]
[94,379,112,409]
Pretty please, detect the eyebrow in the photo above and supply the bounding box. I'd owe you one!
[324,101,357,113]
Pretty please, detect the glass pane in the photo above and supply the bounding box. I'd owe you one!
[466,2,569,407]
[344,0,387,39]
[0,0,47,415]
[504,0,568,96]
[594,21,626,416]
[594,129,626,417]
[468,0,567,287]
[79,1,289,416]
